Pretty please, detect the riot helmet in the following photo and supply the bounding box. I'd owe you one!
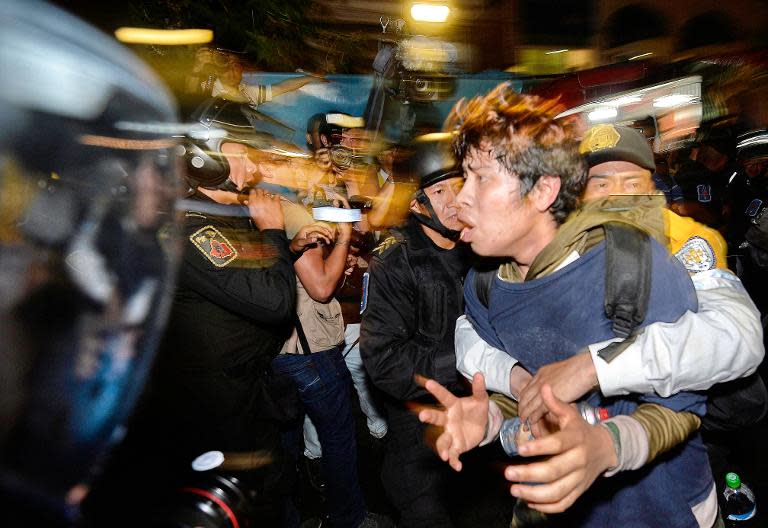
[394,133,463,240]
[181,98,277,191]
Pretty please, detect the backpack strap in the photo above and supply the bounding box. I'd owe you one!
[474,268,496,308]
[295,315,312,355]
[598,222,651,363]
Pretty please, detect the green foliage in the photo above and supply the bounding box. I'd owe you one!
[128,0,317,70]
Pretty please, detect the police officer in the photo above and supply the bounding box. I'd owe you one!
[102,99,308,526]
[727,129,768,314]
[360,133,472,528]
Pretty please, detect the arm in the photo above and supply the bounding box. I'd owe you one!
[518,268,764,421]
[293,227,350,302]
[360,251,458,400]
[180,223,296,325]
[593,268,764,397]
[455,315,531,398]
[269,75,326,98]
[240,76,324,105]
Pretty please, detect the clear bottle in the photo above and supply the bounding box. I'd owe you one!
[723,472,756,526]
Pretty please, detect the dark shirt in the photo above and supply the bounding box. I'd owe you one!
[360,218,471,404]
[161,192,296,370]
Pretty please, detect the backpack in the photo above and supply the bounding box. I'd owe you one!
[474,221,768,432]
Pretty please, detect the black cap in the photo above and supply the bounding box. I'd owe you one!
[394,133,461,189]
[580,124,655,172]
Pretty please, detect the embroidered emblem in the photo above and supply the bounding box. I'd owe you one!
[696,184,712,203]
[373,235,400,255]
[189,225,238,267]
[745,198,763,217]
[674,236,716,273]
[579,124,621,155]
[360,272,370,314]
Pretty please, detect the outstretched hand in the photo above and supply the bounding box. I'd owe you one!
[417,373,490,472]
[504,384,617,514]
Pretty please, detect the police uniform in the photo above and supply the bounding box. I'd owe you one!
[360,218,471,527]
[726,170,768,312]
[134,191,296,524]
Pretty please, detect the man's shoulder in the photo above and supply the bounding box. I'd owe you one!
[371,231,407,261]
[664,209,727,272]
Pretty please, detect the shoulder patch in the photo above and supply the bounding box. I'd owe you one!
[746,198,763,217]
[360,272,370,314]
[696,184,712,203]
[674,235,715,273]
[373,235,403,256]
[189,225,238,267]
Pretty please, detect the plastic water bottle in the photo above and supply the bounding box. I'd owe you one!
[723,472,756,526]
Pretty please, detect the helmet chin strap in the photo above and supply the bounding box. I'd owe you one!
[412,190,461,241]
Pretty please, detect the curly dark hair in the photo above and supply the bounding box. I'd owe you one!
[444,83,587,224]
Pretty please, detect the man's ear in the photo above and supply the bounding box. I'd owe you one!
[409,197,421,215]
[529,175,562,213]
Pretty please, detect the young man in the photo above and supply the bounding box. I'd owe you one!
[455,124,763,427]
[419,87,717,527]
[360,134,473,527]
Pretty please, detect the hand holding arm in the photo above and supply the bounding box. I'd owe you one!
[518,352,597,424]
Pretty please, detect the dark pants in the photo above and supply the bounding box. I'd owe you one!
[382,407,454,528]
[273,346,366,528]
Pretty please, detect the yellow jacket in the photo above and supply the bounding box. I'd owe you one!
[663,209,728,273]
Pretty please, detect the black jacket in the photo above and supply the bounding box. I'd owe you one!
[149,192,296,454]
[360,218,471,406]
[161,193,296,370]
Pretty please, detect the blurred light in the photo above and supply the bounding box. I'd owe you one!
[545,49,569,55]
[587,107,618,122]
[653,94,694,108]
[628,52,653,61]
[410,3,450,23]
[608,95,642,106]
[79,135,177,150]
[114,27,213,45]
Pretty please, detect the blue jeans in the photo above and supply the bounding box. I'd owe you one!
[304,324,388,458]
[272,346,366,528]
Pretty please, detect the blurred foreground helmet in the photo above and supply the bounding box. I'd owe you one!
[0,0,181,524]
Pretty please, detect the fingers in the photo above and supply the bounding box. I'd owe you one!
[470,372,488,398]
[504,445,579,485]
[518,378,541,423]
[418,407,447,428]
[332,196,350,209]
[539,384,573,422]
[509,473,585,513]
[422,378,458,408]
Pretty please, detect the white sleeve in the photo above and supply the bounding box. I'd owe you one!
[454,315,517,397]
[592,269,765,398]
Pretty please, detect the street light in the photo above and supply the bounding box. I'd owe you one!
[410,3,450,23]
[114,27,213,45]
